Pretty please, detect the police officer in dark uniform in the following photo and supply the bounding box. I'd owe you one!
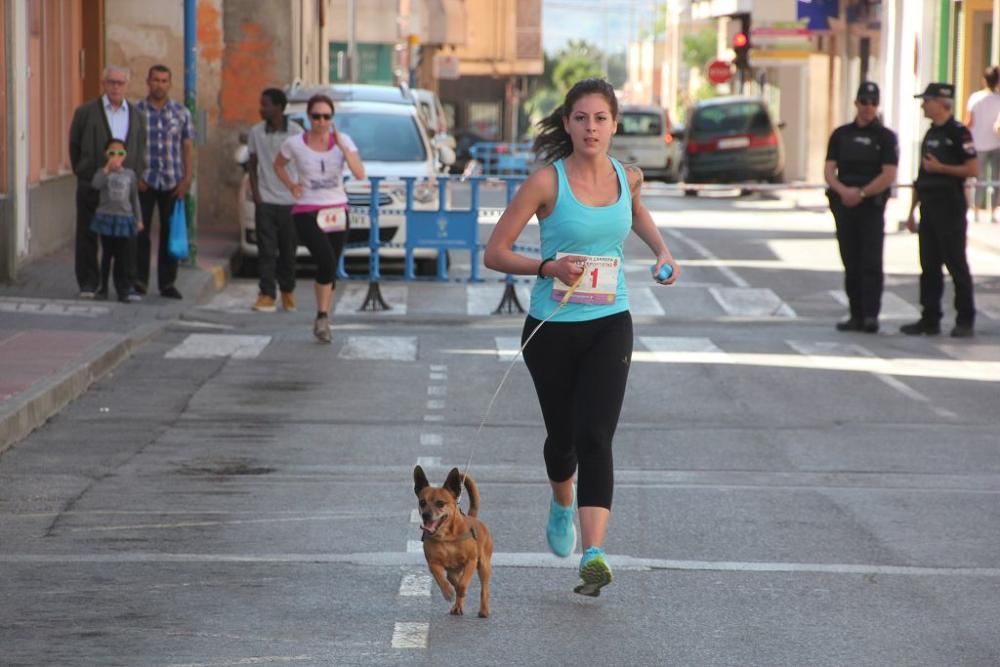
[901,83,978,338]
[825,82,899,333]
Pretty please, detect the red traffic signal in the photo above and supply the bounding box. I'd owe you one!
[733,32,748,49]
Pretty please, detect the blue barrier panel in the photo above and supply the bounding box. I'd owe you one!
[469,142,534,176]
[403,176,483,282]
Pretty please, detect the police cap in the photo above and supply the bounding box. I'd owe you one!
[914,82,955,100]
[856,82,879,104]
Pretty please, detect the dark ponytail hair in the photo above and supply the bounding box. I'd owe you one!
[532,78,619,164]
[985,66,1000,91]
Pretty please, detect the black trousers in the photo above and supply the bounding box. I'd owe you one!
[75,183,101,292]
[136,188,180,291]
[829,193,885,320]
[256,202,298,297]
[521,311,633,510]
[100,235,133,297]
[293,211,346,287]
[918,187,976,326]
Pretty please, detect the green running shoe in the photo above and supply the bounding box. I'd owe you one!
[574,546,613,597]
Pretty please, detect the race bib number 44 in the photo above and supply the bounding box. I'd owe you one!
[317,206,347,233]
[550,253,619,304]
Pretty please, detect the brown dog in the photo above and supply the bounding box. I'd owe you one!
[413,466,493,618]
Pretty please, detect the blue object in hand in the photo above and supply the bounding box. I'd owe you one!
[652,263,673,282]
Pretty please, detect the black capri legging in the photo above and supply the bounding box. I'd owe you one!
[293,210,347,286]
[521,310,633,510]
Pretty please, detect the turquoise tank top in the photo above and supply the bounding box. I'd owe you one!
[528,157,632,322]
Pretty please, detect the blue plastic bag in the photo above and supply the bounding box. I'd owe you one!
[168,199,189,260]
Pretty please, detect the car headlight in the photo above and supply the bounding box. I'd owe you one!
[413,180,436,204]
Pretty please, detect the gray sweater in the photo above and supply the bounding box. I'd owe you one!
[92,167,142,220]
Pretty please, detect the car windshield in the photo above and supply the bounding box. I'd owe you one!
[617,113,662,136]
[289,110,428,162]
[691,103,772,137]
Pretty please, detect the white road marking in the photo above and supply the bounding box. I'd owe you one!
[423,415,444,422]
[429,372,447,380]
[334,284,408,315]
[410,509,421,523]
[168,657,314,667]
[391,622,429,649]
[338,336,417,361]
[171,320,236,330]
[420,433,443,446]
[466,284,532,316]
[626,286,667,315]
[164,334,271,359]
[429,365,447,372]
[664,227,750,288]
[415,457,441,467]
[709,287,796,318]
[640,336,722,354]
[828,289,921,320]
[398,572,432,597]
[425,400,445,410]
[9,551,1000,578]
[786,340,958,419]
[427,385,447,396]
[495,336,525,363]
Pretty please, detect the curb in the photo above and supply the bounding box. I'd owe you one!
[0,322,161,455]
[0,249,236,456]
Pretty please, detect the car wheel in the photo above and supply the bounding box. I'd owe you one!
[679,164,697,197]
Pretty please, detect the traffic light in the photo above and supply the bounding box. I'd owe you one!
[733,31,750,71]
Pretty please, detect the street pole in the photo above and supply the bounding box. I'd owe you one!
[347,0,359,82]
[183,0,197,262]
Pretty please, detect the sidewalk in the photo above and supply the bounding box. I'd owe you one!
[0,222,239,453]
[782,187,1000,254]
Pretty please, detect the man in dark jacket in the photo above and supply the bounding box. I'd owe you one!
[68,65,147,298]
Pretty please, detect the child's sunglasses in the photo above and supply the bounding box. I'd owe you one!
[106,149,127,157]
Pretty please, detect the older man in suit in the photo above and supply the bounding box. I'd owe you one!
[68,65,147,298]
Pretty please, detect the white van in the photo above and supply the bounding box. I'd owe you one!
[610,104,680,182]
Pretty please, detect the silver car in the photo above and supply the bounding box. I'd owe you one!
[610,104,680,182]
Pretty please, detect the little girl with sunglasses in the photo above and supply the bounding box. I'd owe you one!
[90,139,143,302]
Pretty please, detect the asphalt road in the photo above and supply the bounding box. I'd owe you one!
[3,189,1000,666]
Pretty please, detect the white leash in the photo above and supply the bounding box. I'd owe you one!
[459,271,587,486]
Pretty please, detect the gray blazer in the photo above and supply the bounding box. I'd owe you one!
[68,97,147,184]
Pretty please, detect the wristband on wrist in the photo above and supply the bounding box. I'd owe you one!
[537,257,555,278]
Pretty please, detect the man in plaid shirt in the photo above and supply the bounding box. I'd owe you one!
[135,64,195,299]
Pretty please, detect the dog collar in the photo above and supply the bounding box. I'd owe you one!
[421,526,477,543]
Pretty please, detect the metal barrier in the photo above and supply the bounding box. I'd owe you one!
[468,142,535,176]
[331,175,529,313]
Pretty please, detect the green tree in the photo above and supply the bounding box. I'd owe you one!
[682,28,717,71]
[606,52,627,88]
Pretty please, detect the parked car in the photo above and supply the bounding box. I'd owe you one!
[235,96,454,275]
[676,96,785,194]
[610,104,680,181]
[449,130,489,175]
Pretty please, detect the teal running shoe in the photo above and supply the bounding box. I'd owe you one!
[574,546,613,597]
[546,495,576,557]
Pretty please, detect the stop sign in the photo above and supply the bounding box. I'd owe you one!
[707,59,733,84]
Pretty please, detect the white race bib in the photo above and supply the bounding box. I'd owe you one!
[550,253,619,305]
[316,206,347,233]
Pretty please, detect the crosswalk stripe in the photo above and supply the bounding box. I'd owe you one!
[828,290,920,320]
[628,287,666,315]
[391,622,429,649]
[164,334,271,359]
[334,284,408,315]
[710,286,796,318]
[640,336,722,354]
[338,336,418,361]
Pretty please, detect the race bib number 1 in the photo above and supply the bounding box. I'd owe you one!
[550,253,619,304]
[317,206,347,233]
